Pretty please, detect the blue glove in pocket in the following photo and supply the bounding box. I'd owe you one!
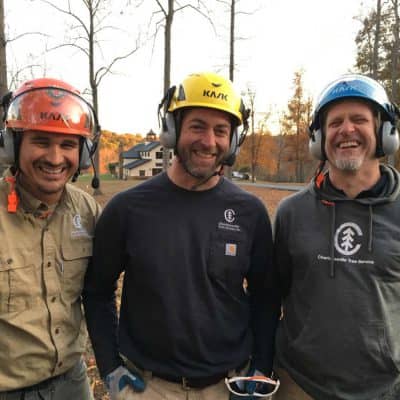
[106,365,146,399]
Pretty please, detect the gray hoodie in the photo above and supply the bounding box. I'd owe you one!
[274,164,400,400]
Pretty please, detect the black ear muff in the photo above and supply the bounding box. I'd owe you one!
[160,112,177,149]
[79,138,93,170]
[223,128,239,166]
[309,129,324,160]
[380,120,399,156]
[0,129,16,165]
[158,86,177,149]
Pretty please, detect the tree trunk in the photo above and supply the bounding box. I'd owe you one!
[162,0,173,172]
[0,0,7,127]
[225,0,236,180]
[372,0,382,79]
[391,0,399,104]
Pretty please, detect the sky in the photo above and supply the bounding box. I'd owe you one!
[6,0,375,135]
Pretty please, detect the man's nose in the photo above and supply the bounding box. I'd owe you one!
[45,145,64,164]
[340,118,356,134]
[200,128,217,147]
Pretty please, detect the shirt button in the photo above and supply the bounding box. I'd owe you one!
[55,328,60,334]
[51,297,56,303]
[47,262,51,267]
[58,361,63,368]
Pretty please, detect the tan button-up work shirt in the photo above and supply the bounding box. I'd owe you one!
[0,178,101,390]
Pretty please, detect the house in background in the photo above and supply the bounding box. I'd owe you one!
[121,130,173,179]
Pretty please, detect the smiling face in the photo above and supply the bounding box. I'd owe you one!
[18,130,80,204]
[175,107,231,180]
[324,99,378,173]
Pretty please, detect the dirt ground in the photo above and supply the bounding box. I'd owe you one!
[75,178,294,399]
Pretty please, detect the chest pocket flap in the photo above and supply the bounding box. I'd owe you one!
[61,240,93,301]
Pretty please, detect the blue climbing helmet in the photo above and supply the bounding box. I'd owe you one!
[309,74,399,160]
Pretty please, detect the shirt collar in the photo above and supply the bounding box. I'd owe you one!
[16,182,59,218]
[325,173,388,199]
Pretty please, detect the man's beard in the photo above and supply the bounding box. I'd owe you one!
[178,146,227,179]
[333,157,363,171]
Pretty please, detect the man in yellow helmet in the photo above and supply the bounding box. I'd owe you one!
[0,78,101,399]
[83,72,281,399]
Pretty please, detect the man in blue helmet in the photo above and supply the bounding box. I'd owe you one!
[273,74,400,400]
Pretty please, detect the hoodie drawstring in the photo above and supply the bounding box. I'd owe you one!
[322,199,336,278]
[368,205,373,252]
[329,203,336,278]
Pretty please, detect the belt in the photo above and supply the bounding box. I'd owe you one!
[122,355,249,390]
[152,371,227,389]
[2,373,63,395]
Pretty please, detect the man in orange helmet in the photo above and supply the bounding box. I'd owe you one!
[0,78,101,399]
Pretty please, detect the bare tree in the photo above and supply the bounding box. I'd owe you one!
[243,85,265,182]
[372,0,382,78]
[215,0,258,178]
[0,1,52,130]
[0,0,6,112]
[391,0,399,104]
[39,0,141,194]
[146,0,214,171]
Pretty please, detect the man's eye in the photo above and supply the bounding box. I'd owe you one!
[32,141,49,147]
[329,121,341,128]
[354,118,368,124]
[62,142,78,149]
[215,130,228,137]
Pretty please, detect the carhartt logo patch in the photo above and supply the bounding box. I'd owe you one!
[225,243,237,256]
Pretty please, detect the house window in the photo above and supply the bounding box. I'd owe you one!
[156,151,163,159]
[139,170,145,177]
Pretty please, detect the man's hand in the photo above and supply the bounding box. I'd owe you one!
[106,365,146,400]
[226,367,280,399]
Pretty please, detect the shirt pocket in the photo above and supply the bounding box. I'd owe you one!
[61,239,93,302]
[208,231,250,296]
[0,249,39,314]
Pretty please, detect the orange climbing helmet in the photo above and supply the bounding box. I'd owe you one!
[5,77,97,138]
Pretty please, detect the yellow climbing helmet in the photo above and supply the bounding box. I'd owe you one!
[167,72,244,125]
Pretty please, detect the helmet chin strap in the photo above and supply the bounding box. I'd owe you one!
[189,165,224,191]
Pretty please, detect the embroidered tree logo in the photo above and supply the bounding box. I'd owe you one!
[334,222,363,256]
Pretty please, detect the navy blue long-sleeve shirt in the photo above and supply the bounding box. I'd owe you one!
[83,173,280,379]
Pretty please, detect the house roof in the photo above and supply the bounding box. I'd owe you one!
[123,158,151,170]
[122,141,161,159]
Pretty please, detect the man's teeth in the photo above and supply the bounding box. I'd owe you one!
[40,166,63,174]
[194,151,215,158]
[339,141,358,149]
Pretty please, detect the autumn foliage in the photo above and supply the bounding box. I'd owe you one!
[96,130,144,174]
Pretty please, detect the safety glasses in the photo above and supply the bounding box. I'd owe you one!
[224,375,280,397]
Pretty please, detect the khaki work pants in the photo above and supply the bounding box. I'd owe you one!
[117,375,229,400]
